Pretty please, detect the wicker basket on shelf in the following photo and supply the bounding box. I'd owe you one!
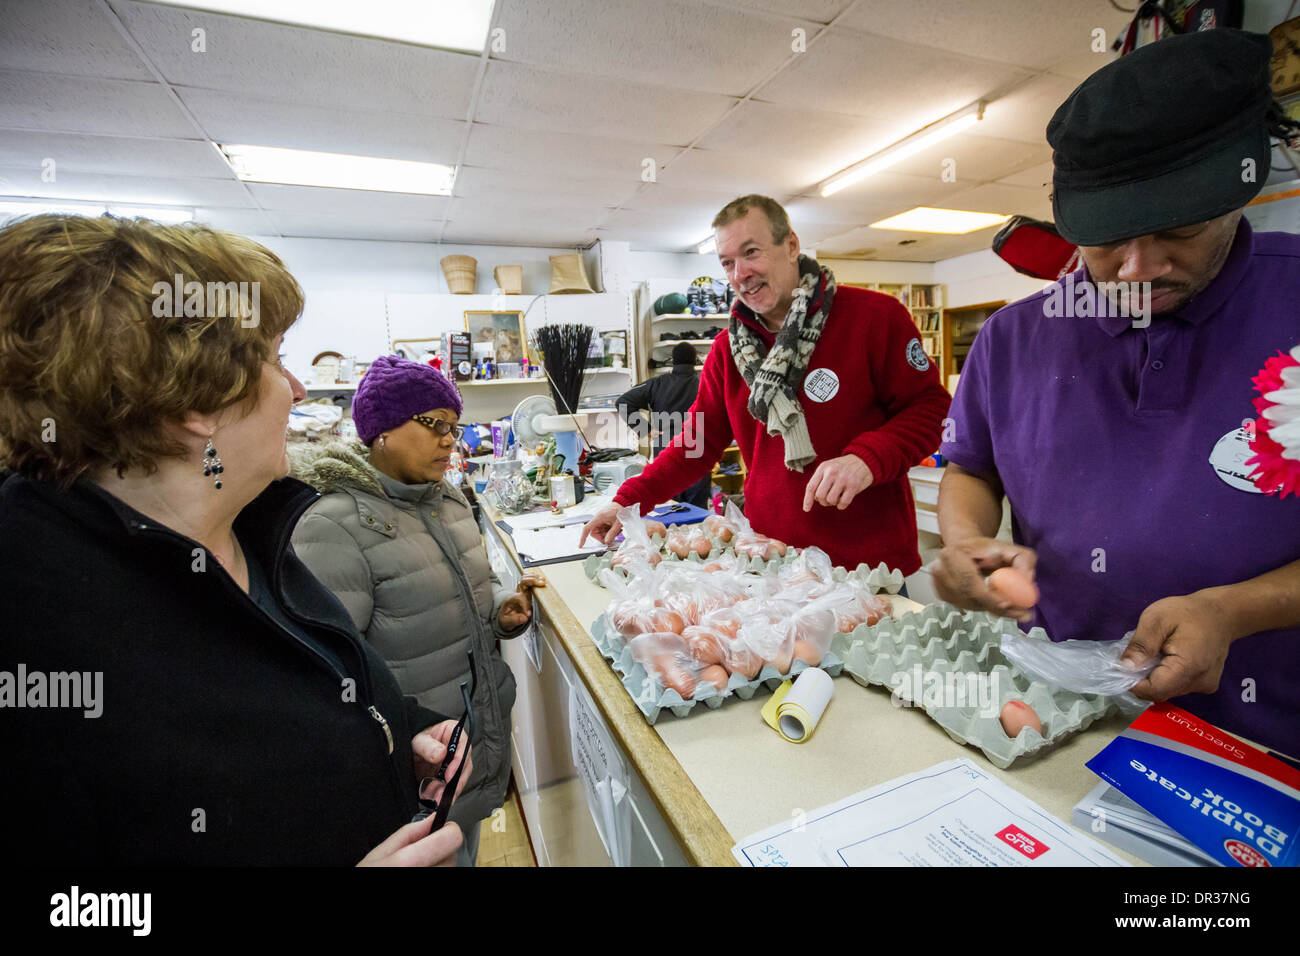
[493,264,523,295]
[440,254,477,294]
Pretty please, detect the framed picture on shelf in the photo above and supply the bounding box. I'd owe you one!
[464,310,527,364]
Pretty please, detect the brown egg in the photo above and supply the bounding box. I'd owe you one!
[768,539,788,557]
[766,641,794,675]
[666,531,690,559]
[987,567,1039,609]
[999,700,1043,739]
[701,562,724,573]
[703,515,734,542]
[682,627,726,666]
[644,520,667,538]
[691,536,712,557]
[699,665,729,692]
[654,655,697,698]
[792,639,821,667]
[649,609,685,635]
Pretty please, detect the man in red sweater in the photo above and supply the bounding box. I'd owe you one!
[580,195,950,573]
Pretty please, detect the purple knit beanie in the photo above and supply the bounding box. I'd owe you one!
[352,355,463,445]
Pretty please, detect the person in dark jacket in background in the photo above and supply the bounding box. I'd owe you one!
[616,342,713,508]
[0,214,470,865]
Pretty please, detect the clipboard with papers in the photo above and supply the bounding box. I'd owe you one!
[495,511,609,567]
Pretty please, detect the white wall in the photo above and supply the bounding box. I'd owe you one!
[818,258,936,285]
[254,235,633,422]
[933,248,1049,309]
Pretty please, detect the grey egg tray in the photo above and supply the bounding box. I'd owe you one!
[584,545,906,596]
[583,543,790,581]
[831,604,1116,769]
[589,614,845,725]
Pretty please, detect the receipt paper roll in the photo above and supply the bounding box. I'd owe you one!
[776,667,833,743]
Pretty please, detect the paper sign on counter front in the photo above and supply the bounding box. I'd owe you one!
[733,758,1127,867]
[569,682,632,866]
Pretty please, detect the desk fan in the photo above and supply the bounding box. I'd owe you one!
[510,394,585,474]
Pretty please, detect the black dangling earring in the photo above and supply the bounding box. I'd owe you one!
[203,438,225,490]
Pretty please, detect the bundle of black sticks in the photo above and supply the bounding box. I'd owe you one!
[534,323,593,415]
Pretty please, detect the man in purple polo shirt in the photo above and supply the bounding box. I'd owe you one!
[934,30,1300,757]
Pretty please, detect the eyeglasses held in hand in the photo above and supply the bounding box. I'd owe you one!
[414,648,476,834]
[412,414,463,441]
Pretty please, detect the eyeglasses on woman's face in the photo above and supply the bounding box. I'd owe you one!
[411,414,462,441]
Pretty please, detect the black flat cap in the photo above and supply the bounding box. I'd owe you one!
[1048,29,1274,245]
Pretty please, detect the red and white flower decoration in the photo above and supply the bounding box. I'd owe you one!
[1246,344,1300,499]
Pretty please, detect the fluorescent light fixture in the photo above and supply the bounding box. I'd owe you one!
[218,144,456,195]
[144,0,495,53]
[868,207,1011,234]
[697,236,716,255]
[820,102,986,197]
[0,198,196,223]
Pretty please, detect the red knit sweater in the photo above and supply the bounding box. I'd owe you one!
[615,286,951,574]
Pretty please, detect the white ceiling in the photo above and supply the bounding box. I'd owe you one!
[0,0,1136,260]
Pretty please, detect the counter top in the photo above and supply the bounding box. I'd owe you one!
[484,501,1144,867]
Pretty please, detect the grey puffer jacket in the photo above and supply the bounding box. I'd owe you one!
[289,440,523,828]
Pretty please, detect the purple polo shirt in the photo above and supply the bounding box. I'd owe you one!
[942,220,1300,756]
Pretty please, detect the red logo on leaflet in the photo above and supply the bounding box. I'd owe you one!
[996,824,1049,859]
[1224,839,1271,867]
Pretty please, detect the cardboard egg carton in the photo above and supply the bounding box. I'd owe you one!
[590,614,845,725]
[832,604,1116,769]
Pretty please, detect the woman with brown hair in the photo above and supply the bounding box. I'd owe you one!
[0,214,470,865]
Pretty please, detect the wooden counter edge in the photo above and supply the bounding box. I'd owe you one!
[485,508,738,867]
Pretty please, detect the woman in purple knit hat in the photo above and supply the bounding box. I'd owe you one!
[290,354,543,867]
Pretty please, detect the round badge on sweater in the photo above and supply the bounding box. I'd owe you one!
[1209,426,1267,493]
[906,338,931,371]
[803,367,840,403]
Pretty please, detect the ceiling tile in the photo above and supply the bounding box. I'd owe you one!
[464,124,676,181]
[268,211,445,242]
[759,29,1033,124]
[655,147,825,196]
[975,73,1083,145]
[0,0,155,81]
[476,60,737,143]
[115,0,479,117]
[0,164,253,207]
[179,88,467,164]
[835,0,1130,73]
[247,183,453,219]
[711,0,855,23]
[998,160,1054,190]
[493,0,820,96]
[0,70,193,137]
[0,130,229,179]
[697,101,899,181]
[939,181,1052,219]
[883,136,1053,184]
[454,166,635,207]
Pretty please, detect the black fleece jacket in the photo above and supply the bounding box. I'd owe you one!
[616,364,700,457]
[0,472,448,865]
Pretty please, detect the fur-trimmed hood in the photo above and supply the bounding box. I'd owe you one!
[288,438,387,498]
[288,437,471,510]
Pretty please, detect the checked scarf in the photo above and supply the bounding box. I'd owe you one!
[728,254,835,472]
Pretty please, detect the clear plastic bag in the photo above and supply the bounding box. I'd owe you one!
[600,567,682,642]
[627,632,707,699]
[610,504,662,568]
[777,546,834,588]
[999,629,1157,713]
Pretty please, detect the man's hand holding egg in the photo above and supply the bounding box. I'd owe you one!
[933,536,1039,622]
